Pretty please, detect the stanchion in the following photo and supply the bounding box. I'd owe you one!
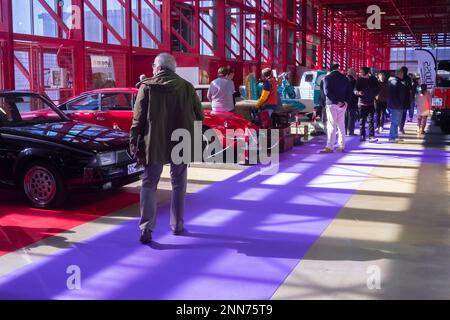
[293,113,303,146]
[244,127,249,164]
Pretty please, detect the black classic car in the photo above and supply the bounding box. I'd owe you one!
[0,91,142,209]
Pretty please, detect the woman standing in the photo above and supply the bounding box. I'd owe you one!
[415,84,431,136]
[207,67,235,112]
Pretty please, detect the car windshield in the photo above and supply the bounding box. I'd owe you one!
[0,94,68,127]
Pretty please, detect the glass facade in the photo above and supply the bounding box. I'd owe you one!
[107,0,125,45]
[390,47,450,71]
[3,0,393,93]
[84,0,103,43]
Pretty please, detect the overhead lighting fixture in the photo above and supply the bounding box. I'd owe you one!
[390,23,396,26]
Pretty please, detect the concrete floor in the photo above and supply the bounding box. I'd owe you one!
[273,124,450,299]
[0,122,449,299]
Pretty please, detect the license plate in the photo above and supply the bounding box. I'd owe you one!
[432,97,443,107]
[128,163,143,175]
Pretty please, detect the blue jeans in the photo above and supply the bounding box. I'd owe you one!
[389,108,402,140]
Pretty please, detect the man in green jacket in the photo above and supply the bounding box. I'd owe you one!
[130,53,204,244]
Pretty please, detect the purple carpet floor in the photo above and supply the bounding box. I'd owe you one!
[0,133,447,300]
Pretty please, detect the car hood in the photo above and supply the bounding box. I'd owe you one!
[204,110,259,130]
[1,121,130,153]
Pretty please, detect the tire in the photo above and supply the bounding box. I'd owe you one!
[21,161,67,209]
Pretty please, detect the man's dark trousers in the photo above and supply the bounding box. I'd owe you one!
[139,163,187,233]
[359,105,376,139]
[345,107,357,135]
[375,101,387,129]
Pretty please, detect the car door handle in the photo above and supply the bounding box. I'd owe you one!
[95,117,106,121]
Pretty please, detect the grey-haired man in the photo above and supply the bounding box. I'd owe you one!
[130,53,204,244]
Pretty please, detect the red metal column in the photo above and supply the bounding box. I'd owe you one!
[161,0,172,52]
[0,0,14,89]
[330,10,335,64]
[194,0,200,55]
[125,0,133,87]
[72,0,86,94]
[280,0,288,68]
[339,16,344,69]
[301,0,307,66]
[216,0,226,59]
[255,1,262,76]
[317,4,323,69]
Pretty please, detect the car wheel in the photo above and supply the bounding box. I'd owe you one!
[22,162,66,209]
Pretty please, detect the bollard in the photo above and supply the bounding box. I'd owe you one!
[244,127,249,164]
[304,124,309,140]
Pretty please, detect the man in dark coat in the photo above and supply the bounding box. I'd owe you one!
[399,66,413,134]
[354,66,380,142]
[375,72,389,132]
[345,68,358,136]
[388,69,406,142]
[130,53,204,244]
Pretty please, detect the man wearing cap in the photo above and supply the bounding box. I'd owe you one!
[320,63,352,153]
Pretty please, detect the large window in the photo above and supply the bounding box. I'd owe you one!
[172,1,196,53]
[274,23,282,63]
[225,7,241,59]
[132,0,163,49]
[14,51,31,91]
[107,0,125,45]
[200,1,217,56]
[12,0,72,38]
[33,0,57,37]
[85,0,103,43]
[287,28,295,64]
[13,0,32,34]
[244,13,256,61]
[261,19,271,63]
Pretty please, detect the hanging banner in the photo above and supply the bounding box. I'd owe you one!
[415,49,436,93]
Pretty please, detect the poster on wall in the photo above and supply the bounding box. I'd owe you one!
[90,55,116,89]
[415,49,437,93]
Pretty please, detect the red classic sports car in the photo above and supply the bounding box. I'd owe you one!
[58,88,260,162]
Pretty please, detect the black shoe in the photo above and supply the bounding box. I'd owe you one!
[140,229,152,244]
[400,129,406,134]
[360,136,366,142]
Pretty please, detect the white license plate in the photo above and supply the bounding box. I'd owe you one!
[432,97,443,107]
[128,163,143,175]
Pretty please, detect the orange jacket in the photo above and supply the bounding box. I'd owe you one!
[256,78,278,108]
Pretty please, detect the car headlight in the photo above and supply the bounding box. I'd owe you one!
[224,120,229,128]
[97,152,117,166]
